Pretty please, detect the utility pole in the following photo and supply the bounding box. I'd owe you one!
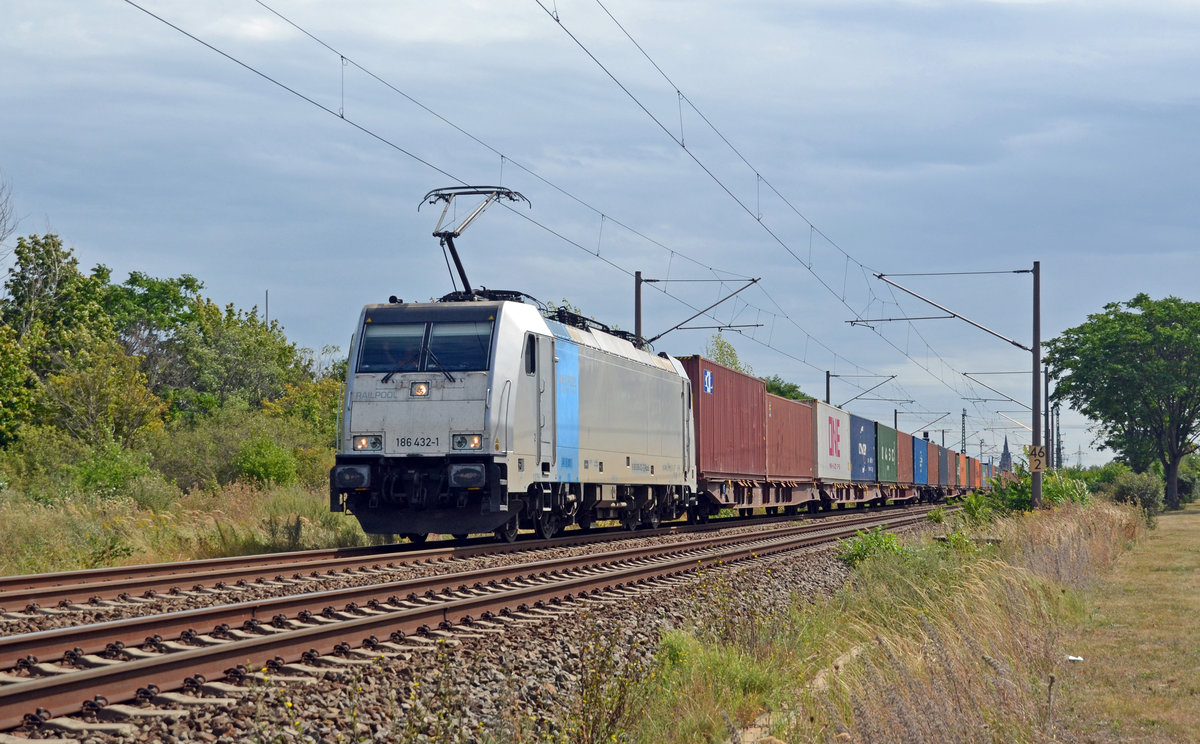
[1032,261,1042,507]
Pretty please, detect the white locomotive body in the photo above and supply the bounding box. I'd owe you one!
[330,299,697,541]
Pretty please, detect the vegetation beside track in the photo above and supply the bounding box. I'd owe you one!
[607,470,1151,744]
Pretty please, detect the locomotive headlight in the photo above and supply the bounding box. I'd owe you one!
[452,434,483,450]
[410,382,429,397]
[353,435,383,452]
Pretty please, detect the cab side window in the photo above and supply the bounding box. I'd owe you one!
[524,335,536,375]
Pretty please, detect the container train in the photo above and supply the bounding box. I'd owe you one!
[329,294,992,542]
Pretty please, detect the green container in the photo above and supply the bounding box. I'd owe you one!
[876,424,898,483]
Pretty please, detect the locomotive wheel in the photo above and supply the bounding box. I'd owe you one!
[535,512,561,539]
[494,516,519,543]
[402,533,428,544]
[452,533,469,541]
[576,512,595,532]
[641,508,661,529]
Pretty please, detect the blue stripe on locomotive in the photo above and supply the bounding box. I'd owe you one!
[544,321,580,482]
[912,437,928,484]
[849,414,877,482]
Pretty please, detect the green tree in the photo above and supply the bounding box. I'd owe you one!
[173,297,309,411]
[762,374,811,400]
[1045,294,1200,510]
[99,269,204,394]
[40,334,165,448]
[705,332,752,374]
[0,234,113,376]
[0,324,32,446]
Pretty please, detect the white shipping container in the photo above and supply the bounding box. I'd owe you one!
[813,401,851,482]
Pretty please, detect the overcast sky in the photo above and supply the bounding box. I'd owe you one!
[4,0,1198,467]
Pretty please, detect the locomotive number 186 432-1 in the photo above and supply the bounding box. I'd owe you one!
[396,436,439,448]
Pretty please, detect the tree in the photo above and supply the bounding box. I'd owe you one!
[1045,294,1200,510]
[173,297,309,410]
[705,332,752,374]
[40,334,165,448]
[0,234,112,376]
[0,171,16,256]
[0,324,32,446]
[762,374,811,401]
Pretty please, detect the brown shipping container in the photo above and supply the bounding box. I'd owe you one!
[766,394,815,481]
[897,430,914,484]
[927,440,940,485]
[679,356,767,480]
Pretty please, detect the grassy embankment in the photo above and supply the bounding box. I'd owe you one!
[618,500,1147,743]
[0,484,370,576]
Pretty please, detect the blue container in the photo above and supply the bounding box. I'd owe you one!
[912,437,928,485]
[849,414,877,482]
[937,446,949,486]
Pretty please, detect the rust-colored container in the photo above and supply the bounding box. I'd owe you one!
[928,440,940,485]
[897,430,914,484]
[679,356,767,480]
[960,453,968,487]
[766,394,815,481]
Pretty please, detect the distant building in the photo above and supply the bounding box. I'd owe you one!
[1000,436,1013,473]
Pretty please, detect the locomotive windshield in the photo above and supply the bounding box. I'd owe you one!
[358,320,493,374]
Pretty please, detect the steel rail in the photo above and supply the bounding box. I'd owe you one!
[0,508,927,667]
[0,511,931,730]
[0,503,920,607]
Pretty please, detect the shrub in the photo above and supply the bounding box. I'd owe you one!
[1109,470,1163,522]
[836,526,909,567]
[233,436,297,486]
[71,440,152,497]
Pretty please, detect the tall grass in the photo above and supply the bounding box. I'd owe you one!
[0,481,368,575]
[620,500,1143,743]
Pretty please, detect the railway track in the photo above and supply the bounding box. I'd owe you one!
[0,503,921,611]
[0,506,938,734]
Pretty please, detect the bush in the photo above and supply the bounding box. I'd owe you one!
[233,436,297,486]
[0,423,91,501]
[1109,471,1163,522]
[71,441,152,497]
[836,526,909,567]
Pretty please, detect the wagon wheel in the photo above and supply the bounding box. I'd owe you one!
[494,516,519,543]
[620,508,639,531]
[535,511,561,539]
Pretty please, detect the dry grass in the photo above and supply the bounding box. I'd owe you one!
[0,482,369,575]
[622,500,1145,744]
[1057,504,1200,743]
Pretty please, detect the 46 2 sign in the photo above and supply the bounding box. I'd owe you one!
[1025,445,1048,472]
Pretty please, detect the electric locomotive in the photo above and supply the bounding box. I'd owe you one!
[328,296,697,541]
[329,186,697,542]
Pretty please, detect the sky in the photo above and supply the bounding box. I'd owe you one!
[3,0,1199,467]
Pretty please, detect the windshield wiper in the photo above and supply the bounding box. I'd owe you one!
[424,347,456,382]
[380,368,402,384]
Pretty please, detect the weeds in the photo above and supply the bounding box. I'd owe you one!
[617,500,1144,744]
[835,525,909,567]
